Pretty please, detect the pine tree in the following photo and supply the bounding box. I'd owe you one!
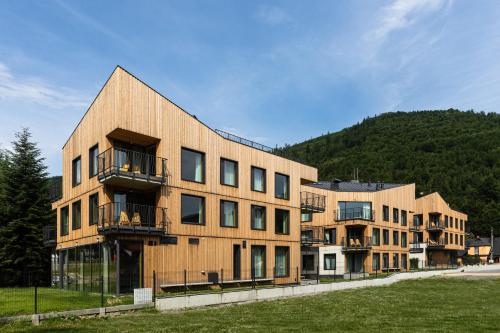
[0,129,52,286]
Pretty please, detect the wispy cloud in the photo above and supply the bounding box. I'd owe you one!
[256,5,291,25]
[0,62,89,109]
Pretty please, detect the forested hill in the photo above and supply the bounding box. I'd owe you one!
[278,109,500,236]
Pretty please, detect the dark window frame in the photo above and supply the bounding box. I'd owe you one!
[383,205,389,221]
[372,228,380,246]
[324,253,337,270]
[383,229,389,245]
[393,208,399,223]
[220,157,239,188]
[60,205,69,236]
[220,199,238,228]
[181,147,206,184]
[251,245,267,278]
[72,156,81,187]
[324,228,337,244]
[88,144,99,178]
[251,205,266,231]
[301,209,312,222]
[275,208,290,235]
[401,210,407,226]
[275,246,290,277]
[251,166,266,193]
[393,230,399,246]
[181,194,206,225]
[72,200,81,230]
[88,193,99,226]
[274,172,290,200]
[401,232,407,247]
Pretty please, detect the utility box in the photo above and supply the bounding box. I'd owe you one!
[134,288,152,304]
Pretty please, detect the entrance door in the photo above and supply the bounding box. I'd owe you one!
[346,254,363,273]
[233,244,241,280]
[119,240,143,293]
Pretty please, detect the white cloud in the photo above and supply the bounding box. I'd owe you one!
[256,5,291,25]
[0,62,89,109]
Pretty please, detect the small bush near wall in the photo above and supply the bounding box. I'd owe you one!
[462,255,481,265]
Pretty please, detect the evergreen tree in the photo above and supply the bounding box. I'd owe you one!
[0,129,52,286]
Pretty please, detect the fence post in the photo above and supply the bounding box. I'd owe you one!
[221,268,224,292]
[316,265,319,284]
[251,268,255,289]
[34,283,38,315]
[375,267,377,278]
[153,270,156,304]
[100,275,104,307]
[273,267,276,287]
[184,269,187,295]
[334,268,336,281]
[296,266,299,285]
[349,269,352,281]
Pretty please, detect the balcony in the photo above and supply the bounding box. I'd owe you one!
[409,223,423,232]
[300,192,326,213]
[97,147,167,190]
[409,242,424,253]
[334,208,375,225]
[427,239,445,248]
[98,203,167,236]
[300,226,324,245]
[341,236,372,252]
[426,220,445,232]
[42,225,56,247]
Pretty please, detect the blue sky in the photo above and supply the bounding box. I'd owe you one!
[0,0,499,175]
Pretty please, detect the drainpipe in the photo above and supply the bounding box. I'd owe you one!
[490,227,494,264]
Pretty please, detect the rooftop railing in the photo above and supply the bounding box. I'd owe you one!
[215,129,275,153]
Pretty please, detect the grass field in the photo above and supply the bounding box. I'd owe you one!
[2,277,499,332]
[0,288,132,316]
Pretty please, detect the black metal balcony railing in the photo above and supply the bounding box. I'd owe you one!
[42,225,56,247]
[409,223,423,231]
[300,192,326,213]
[426,220,445,231]
[300,226,324,244]
[427,239,446,248]
[341,236,372,251]
[335,208,375,222]
[98,202,167,235]
[97,147,167,185]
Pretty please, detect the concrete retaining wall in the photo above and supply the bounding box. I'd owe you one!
[156,268,460,311]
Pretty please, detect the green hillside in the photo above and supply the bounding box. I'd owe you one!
[279,109,500,236]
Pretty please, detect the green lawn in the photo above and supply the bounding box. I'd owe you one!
[0,288,132,316]
[2,277,499,332]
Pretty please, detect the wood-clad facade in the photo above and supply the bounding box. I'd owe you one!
[51,66,317,293]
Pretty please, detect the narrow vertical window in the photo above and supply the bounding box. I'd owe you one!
[89,145,99,178]
[251,246,266,278]
[275,246,290,277]
[181,148,205,183]
[60,206,69,236]
[72,200,81,230]
[251,166,266,192]
[251,205,266,230]
[275,209,290,235]
[220,158,238,187]
[401,232,407,247]
[275,173,290,200]
[372,228,380,246]
[220,200,238,227]
[393,208,399,223]
[383,205,389,221]
[401,210,407,226]
[72,156,81,186]
[89,193,99,226]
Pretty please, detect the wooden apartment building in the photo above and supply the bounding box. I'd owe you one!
[48,66,320,294]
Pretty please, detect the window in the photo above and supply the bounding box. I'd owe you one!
[372,253,380,271]
[383,205,389,221]
[460,220,463,231]
[89,145,99,177]
[372,228,380,246]
[401,210,407,226]
[301,210,312,222]
[401,254,407,270]
[275,173,290,200]
[449,234,453,244]
[220,200,238,227]
[460,235,463,246]
[302,255,314,271]
[401,232,407,247]
[455,218,458,229]
[89,193,99,226]
[275,209,290,235]
[324,254,336,270]
[251,246,266,278]
[324,228,336,244]
[455,234,458,244]
[181,148,205,183]
[445,215,448,228]
[393,208,399,223]
[383,229,389,245]
[220,158,238,187]
[251,166,266,192]
[275,247,290,277]
[445,233,448,244]
[60,206,69,236]
[393,231,399,246]
[72,156,81,186]
[414,214,423,226]
[382,253,389,269]
[337,201,372,220]
[251,205,266,230]
[181,194,205,225]
[72,200,81,230]
[393,253,399,269]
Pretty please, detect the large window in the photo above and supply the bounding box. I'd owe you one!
[89,193,99,226]
[181,194,205,225]
[393,231,399,246]
[401,232,407,247]
[251,205,266,230]
[372,228,380,246]
[181,148,205,183]
[275,247,290,277]
[251,246,266,278]
[275,173,289,200]
[324,254,336,270]
[324,228,336,244]
[401,210,407,226]
[337,201,372,220]
[251,166,266,192]
[372,253,380,271]
[60,206,69,236]
[72,156,81,187]
[220,200,238,227]
[220,158,238,187]
[275,209,290,235]
[89,145,99,178]
[72,200,81,230]
[383,205,389,221]
[393,208,399,223]
[383,229,389,245]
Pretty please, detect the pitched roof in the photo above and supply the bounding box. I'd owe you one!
[307,180,405,192]
[465,237,491,248]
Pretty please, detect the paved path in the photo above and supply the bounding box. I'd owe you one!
[444,264,500,277]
